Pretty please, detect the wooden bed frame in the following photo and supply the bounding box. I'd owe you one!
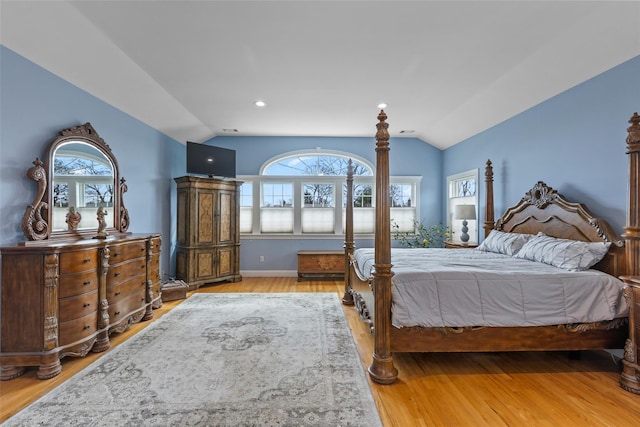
[342,110,640,390]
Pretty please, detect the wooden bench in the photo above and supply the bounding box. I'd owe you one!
[297,250,345,281]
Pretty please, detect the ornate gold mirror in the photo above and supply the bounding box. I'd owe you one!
[22,123,129,241]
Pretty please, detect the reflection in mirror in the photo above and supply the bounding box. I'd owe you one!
[22,122,128,242]
[52,141,115,231]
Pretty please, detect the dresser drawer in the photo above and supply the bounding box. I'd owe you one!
[150,253,161,281]
[108,257,147,285]
[150,237,162,253]
[59,290,98,322]
[108,275,147,303]
[59,249,99,274]
[59,311,98,346]
[109,291,146,323]
[109,241,147,263]
[152,280,162,298]
[58,270,99,298]
[150,253,161,272]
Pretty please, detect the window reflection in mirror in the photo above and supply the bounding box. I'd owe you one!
[52,141,115,231]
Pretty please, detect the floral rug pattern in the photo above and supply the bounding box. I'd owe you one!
[5,293,382,427]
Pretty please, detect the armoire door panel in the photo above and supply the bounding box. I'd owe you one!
[196,251,215,279]
[197,191,215,244]
[218,247,234,277]
[177,191,188,245]
[219,192,233,243]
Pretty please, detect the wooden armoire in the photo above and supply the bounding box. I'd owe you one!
[174,176,242,290]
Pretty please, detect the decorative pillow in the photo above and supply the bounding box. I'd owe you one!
[514,232,611,271]
[477,230,532,256]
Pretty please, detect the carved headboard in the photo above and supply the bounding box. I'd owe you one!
[494,181,625,278]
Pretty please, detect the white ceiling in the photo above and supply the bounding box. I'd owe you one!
[1,1,639,149]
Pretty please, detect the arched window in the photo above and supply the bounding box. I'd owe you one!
[238,150,419,236]
[261,151,373,176]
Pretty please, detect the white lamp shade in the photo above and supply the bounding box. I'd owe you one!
[454,204,476,220]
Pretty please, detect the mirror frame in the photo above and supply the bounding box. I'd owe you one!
[22,123,130,241]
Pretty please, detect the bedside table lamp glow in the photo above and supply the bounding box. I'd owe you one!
[454,204,476,244]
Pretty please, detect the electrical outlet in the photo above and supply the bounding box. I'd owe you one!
[259,256,265,262]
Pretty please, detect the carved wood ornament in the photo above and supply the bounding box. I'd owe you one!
[22,158,49,240]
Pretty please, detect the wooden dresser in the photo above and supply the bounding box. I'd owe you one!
[0,234,161,380]
[175,176,242,290]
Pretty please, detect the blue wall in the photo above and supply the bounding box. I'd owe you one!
[443,55,640,238]
[2,44,638,275]
[202,135,442,272]
[0,46,184,277]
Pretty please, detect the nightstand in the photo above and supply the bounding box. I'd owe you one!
[444,242,478,249]
[620,276,640,394]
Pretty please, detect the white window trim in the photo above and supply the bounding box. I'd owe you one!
[446,168,480,244]
[239,174,422,239]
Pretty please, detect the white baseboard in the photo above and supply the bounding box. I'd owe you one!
[241,270,297,277]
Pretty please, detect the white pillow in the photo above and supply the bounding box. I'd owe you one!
[477,230,532,256]
[514,232,611,271]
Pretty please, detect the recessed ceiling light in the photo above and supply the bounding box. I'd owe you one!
[254,100,266,107]
[377,103,387,109]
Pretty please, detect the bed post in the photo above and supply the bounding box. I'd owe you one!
[621,112,640,394]
[369,110,398,384]
[623,113,640,278]
[484,159,495,238]
[342,159,355,305]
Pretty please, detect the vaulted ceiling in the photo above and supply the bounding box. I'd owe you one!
[1,1,638,149]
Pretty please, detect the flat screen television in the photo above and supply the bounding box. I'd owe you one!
[186,142,236,178]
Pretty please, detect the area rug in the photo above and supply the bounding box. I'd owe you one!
[4,293,382,427]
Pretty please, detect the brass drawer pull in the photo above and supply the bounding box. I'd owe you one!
[114,272,121,277]
[84,258,91,263]
[114,311,120,316]
[83,281,91,285]
[114,252,121,257]
[83,303,91,308]
[83,325,90,330]
[115,291,121,296]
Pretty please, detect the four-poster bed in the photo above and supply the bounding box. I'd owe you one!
[342,111,640,394]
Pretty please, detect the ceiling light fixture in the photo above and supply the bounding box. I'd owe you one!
[254,100,266,107]
[377,103,387,109]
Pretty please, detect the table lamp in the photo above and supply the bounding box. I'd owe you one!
[454,204,476,244]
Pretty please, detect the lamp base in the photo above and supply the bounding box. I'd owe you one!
[460,219,469,243]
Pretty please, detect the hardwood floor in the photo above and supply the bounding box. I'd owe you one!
[2,277,639,426]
